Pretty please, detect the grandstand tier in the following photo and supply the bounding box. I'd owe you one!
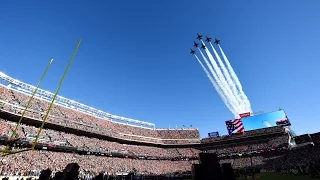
[2,72,320,178]
[2,113,319,177]
[0,82,200,145]
[0,72,155,127]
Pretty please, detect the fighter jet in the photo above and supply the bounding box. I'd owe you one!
[193,42,199,48]
[197,33,202,40]
[214,38,220,45]
[205,36,212,42]
[201,44,206,50]
[190,49,196,55]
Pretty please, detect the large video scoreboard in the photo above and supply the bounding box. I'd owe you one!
[241,110,290,131]
[226,110,291,134]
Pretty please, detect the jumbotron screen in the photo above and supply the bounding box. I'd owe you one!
[241,110,291,131]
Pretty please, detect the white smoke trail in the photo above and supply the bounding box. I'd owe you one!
[207,41,244,110]
[218,45,252,112]
[194,54,237,116]
[200,45,242,114]
[197,48,239,115]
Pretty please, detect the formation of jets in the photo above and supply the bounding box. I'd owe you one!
[190,34,220,55]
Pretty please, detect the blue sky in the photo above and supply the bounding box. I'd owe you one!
[1,1,320,138]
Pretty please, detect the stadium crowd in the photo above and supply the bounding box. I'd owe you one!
[0,85,200,144]
[0,148,199,177]
[0,119,199,159]
[218,145,320,176]
[0,84,203,177]
[0,133,290,177]
[205,134,289,156]
[0,118,291,177]
[2,83,320,179]
[201,126,285,143]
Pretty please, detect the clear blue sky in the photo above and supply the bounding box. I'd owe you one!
[1,1,320,138]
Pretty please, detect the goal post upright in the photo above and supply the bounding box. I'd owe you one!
[1,40,81,156]
[10,59,54,140]
[0,59,54,155]
[31,40,82,150]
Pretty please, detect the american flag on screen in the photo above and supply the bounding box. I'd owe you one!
[226,119,244,135]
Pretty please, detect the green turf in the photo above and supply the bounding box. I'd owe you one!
[238,172,314,180]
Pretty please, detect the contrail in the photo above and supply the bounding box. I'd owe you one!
[218,44,252,112]
[218,44,251,112]
[200,46,242,114]
[197,48,239,115]
[194,54,237,116]
[207,41,243,108]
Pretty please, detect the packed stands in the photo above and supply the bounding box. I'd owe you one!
[0,148,198,177]
[2,121,320,178]
[0,113,292,177]
[0,84,200,144]
[0,118,199,159]
[201,126,286,144]
[0,76,202,177]
[2,73,320,179]
[0,77,202,177]
[0,118,199,176]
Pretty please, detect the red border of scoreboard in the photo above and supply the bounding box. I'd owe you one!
[239,112,251,118]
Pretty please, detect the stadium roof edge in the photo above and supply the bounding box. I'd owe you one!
[0,72,155,127]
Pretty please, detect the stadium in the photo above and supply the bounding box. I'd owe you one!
[1,2,320,179]
[1,70,320,180]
